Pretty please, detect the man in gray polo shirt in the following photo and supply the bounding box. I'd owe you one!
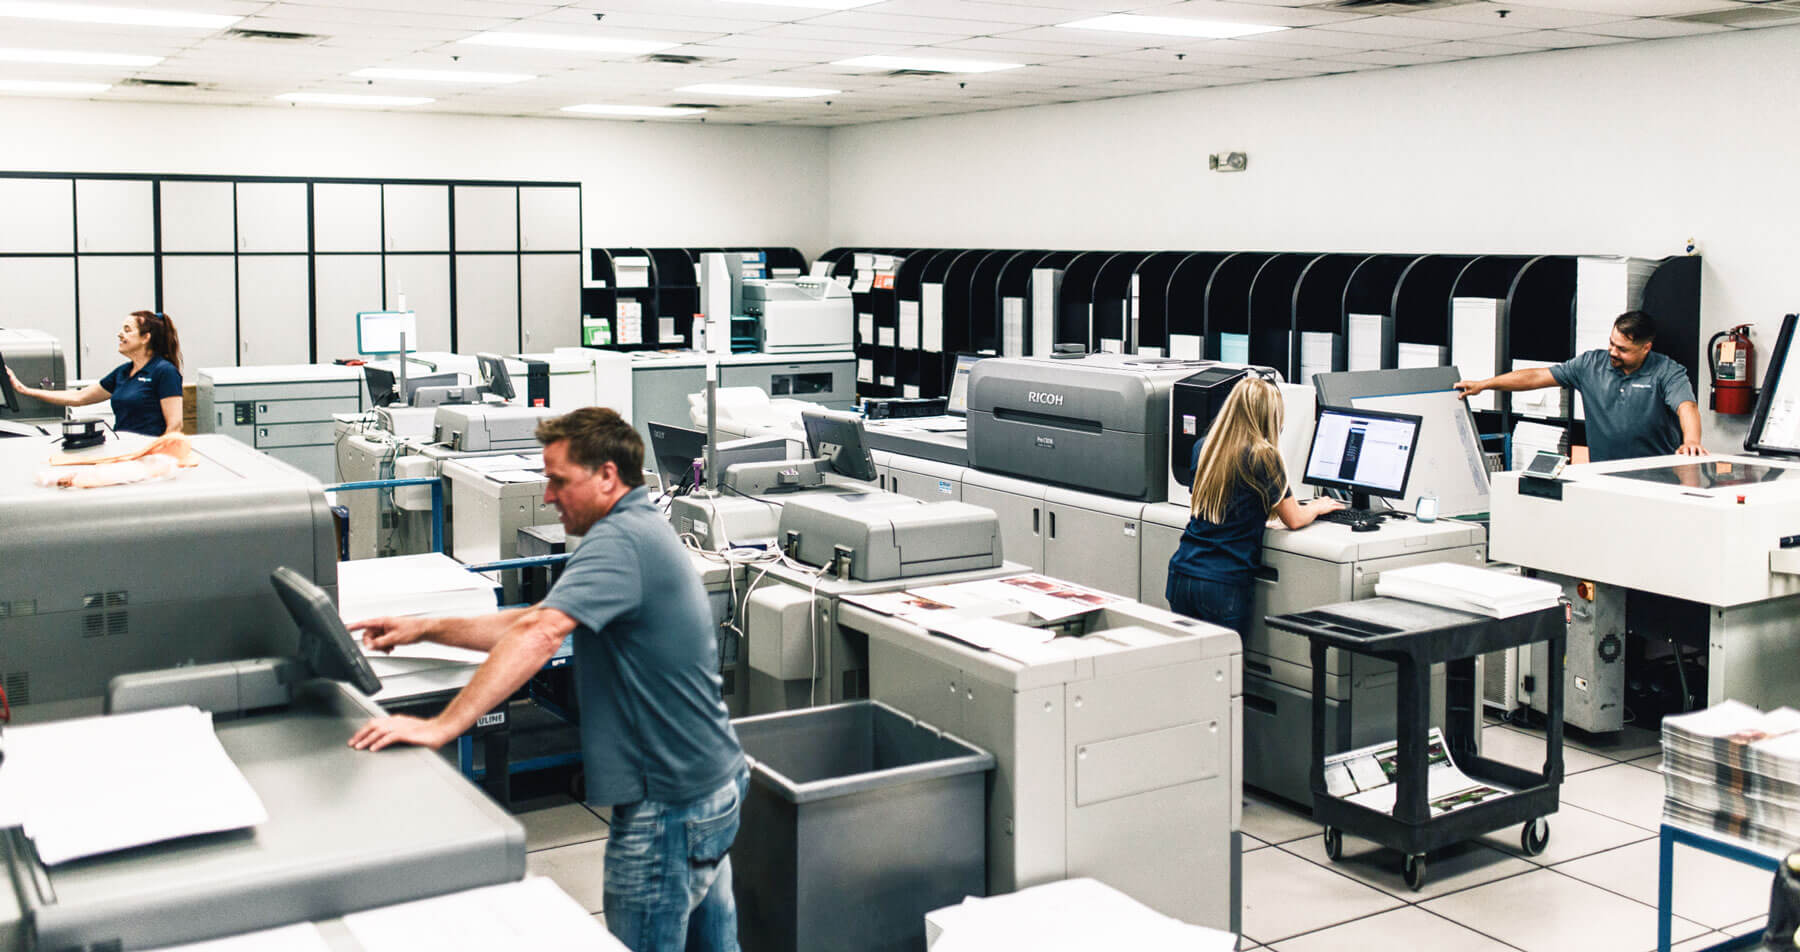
[347,406,747,952]
[1455,310,1705,462]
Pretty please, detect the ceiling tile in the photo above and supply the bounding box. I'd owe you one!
[1575,16,1735,37]
[1323,14,1537,39]
[1402,38,1541,56]
[1398,1,1625,28]
[1468,0,1738,14]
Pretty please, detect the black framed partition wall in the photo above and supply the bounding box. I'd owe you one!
[0,172,581,379]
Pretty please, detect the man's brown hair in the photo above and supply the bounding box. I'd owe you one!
[535,407,645,487]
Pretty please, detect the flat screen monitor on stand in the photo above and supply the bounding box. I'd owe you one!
[1302,405,1423,529]
[650,421,707,494]
[475,353,516,402]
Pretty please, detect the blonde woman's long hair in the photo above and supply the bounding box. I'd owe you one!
[1189,377,1287,524]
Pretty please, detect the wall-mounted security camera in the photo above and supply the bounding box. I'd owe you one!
[1208,152,1248,172]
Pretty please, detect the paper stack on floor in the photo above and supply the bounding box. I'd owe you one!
[1374,562,1562,618]
[1511,420,1569,470]
[925,878,1236,952]
[1661,700,1800,854]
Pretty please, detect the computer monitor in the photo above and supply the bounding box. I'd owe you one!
[1302,405,1423,509]
[801,408,878,482]
[946,353,982,417]
[268,566,382,697]
[356,311,418,356]
[649,421,707,492]
[0,350,19,414]
[363,366,399,408]
[475,353,515,402]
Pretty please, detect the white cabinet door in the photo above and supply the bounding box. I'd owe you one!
[313,183,382,252]
[75,179,154,253]
[0,178,73,253]
[384,254,452,353]
[520,253,580,351]
[159,180,235,252]
[314,254,383,362]
[237,256,312,366]
[382,184,448,252]
[518,186,580,251]
[75,256,155,378]
[160,256,237,377]
[453,186,517,252]
[454,255,519,355]
[236,182,309,252]
[0,257,77,366]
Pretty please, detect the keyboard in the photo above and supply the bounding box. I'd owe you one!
[1317,508,1384,529]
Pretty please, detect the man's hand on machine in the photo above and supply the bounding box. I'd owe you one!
[349,714,456,752]
[348,615,431,654]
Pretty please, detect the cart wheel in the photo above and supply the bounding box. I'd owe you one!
[1521,817,1551,856]
[1403,853,1427,891]
[1323,826,1343,861]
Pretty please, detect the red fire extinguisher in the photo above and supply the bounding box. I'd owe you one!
[1709,323,1756,415]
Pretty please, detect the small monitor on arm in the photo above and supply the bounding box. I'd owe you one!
[801,408,877,483]
[475,353,515,402]
[0,350,20,415]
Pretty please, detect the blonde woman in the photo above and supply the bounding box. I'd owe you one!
[1166,377,1343,638]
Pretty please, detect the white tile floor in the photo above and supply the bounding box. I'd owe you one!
[507,720,1773,952]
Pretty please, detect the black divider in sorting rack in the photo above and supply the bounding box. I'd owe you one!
[1392,254,1473,356]
[1055,251,1116,353]
[1639,255,1701,390]
[1204,252,1272,361]
[1248,253,1316,377]
[1341,254,1416,371]
[1092,252,1153,355]
[1027,250,1075,357]
[1168,253,1229,357]
[1292,254,1366,384]
[916,250,965,396]
[940,250,989,385]
[1265,598,1567,890]
[966,249,1022,362]
[647,249,699,348]
[1453,255,1537,432]
[995,250,1053,359]
[1129,252,1192,357]
[893,250,945,397]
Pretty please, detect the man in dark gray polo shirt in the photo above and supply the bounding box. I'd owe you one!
[1455,310,1705,462]
[347,406,747,952]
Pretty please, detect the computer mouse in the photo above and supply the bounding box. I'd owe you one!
[1351,520,1380,532]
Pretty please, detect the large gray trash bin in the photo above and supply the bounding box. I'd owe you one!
[731,700,994,952]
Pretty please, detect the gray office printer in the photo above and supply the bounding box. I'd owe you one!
[967,354,1275,502]
[432,404,560,452]
[0,434,338,715]
[777,493,1002,582]
[743,278,855,353]
[0,328,67,424]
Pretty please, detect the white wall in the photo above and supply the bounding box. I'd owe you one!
[827,25,1800,451]
[0,98,829,256]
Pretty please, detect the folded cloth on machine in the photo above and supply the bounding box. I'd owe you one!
[47,432,198,467]
[37,453,184,489]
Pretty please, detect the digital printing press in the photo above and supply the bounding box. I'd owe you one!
[0,437,525,950]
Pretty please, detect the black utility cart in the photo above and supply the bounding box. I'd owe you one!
[1266,596,1567,890]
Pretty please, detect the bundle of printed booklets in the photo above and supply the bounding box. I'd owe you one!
[1661,699,1800,853]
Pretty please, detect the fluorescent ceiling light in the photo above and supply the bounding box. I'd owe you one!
[831,55,1022,74]
[714,0,879,8]
[458,32,676,55]
[351,67,534,84]
[275,92,433,106]
[0,2,239,29]
[0,78,111,93]
[676,82,837,98]
[0,47,161,66]
[562,104,705,118]
[1057,14,1287,39]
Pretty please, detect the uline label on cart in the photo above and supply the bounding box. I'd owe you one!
[477,712,506,728]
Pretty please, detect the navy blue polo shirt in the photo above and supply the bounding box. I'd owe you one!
[541,485,743,807]
[98,356,181,437]
[1168,443,1292,586]
[1550,350,1696,462]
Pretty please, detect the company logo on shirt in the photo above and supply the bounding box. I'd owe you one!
[136,376,152,383]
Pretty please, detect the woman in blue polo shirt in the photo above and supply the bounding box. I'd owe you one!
[1167,376,1342,639]
[7,310,184,437]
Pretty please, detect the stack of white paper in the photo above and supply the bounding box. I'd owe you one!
[1509,359,1569,418]
[1451,298,1503,411]
[1300,331,1339,384]
[926,878,1236,952]
[342,878,622,951]
[1397,342,1447,369]
[898,300,921,351]
[1574,256,1654,357]
[612,256,649,289]
[1001,297,1026,357]
[1511,420,1568,470]
[1374,562,1562,618]
[1029,269,1061,357]
[1347,313,1391,371]
[1218,332,1250,365]
[920,283,944,354]
[148,923,332,952]
[1660,700,1800,854]
[338,553,499,626]
[0,706,268,865]
[1168,334,1202,361]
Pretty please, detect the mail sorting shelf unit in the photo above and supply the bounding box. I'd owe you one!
[1246,252,1317,379]
[1053,251,1118,354]
[1447,254,1538,441]
[1290,253,1366,385]
[1203,252,1273,364]
[965,249,1024,367]
[930,249,988,396]
[1339,253,1417,372]
[1265,596,1566,890]
[1166,252,1230,360]
[823,246,915,399]
[1125,251,1193,358]
[582,246,808,352]
[891,249,948,398]
[1088,251,1153,356]
[993,250,1055,361]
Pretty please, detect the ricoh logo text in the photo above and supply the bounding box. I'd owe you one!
[1026,391,1064,406]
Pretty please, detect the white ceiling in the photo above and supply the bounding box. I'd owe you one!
[1,0,1791,125]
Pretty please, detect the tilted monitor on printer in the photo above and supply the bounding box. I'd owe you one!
[1302,405,1423,511]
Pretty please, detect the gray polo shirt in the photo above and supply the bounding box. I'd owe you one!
[542,485,743,807]
[1550,349,1696,462]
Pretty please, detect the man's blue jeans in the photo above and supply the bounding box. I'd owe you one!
[604,766,750,952]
